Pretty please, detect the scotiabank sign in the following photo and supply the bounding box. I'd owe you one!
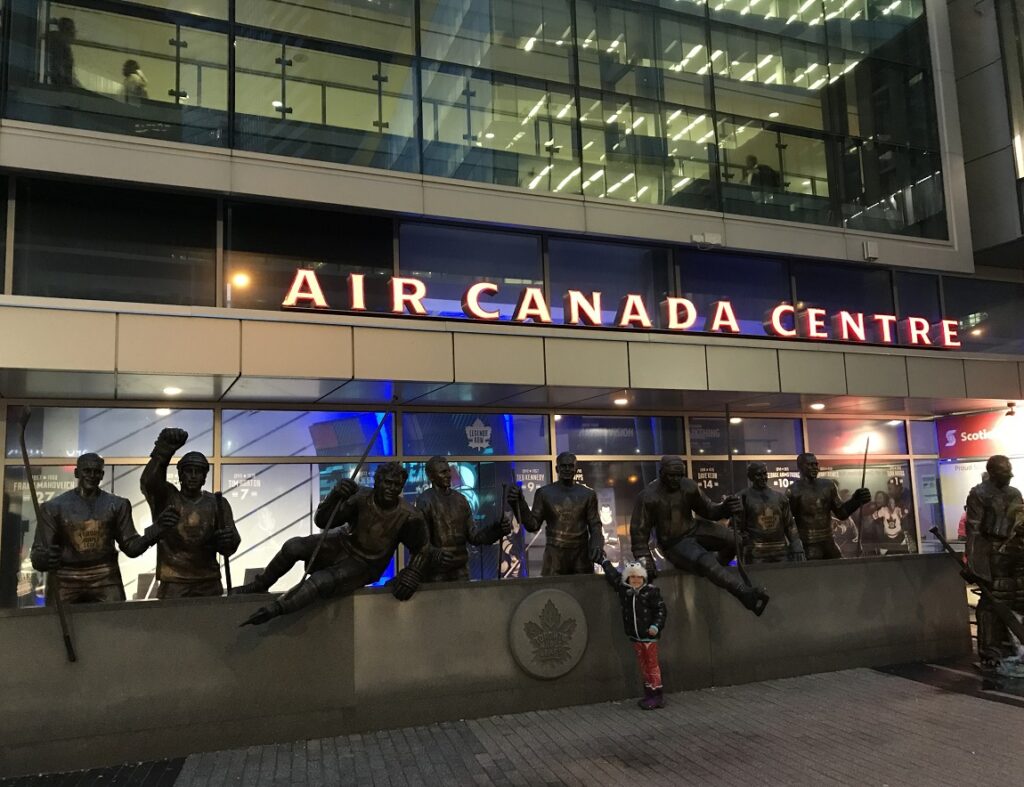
[938,411,1024,459]
[282,271,962,349]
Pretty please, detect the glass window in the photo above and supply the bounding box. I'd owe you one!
[402,413,549,456]
[825,6,931,70]
[708,26,828,132]
[6,3,228,146]
[678,251,792,337]
[420,0,574,84]
[234,37,418,173]
[910,420,938,455]
[805,418,908,455]
[577,460,659,565]
[398,224,543,319]
[688,417,802,456]
[842,142,946,239]
[793,261,894,340]
[227,201,393,311]
[556,415,683,456]
[6,406,213,459]
[895,271,942,344]
[817,459,916,557]
[839,59,938,150]
[222,411,394,458]
[579,93,718,210]
[938,458,988,544]
[718,118,834,227]
[238,0,415,54]
[548,239,671,326]
[13,179,216,305]
[941,277,1024,354]
[420,64,577,193]
[912,459,942,553]
[689,458,800,501]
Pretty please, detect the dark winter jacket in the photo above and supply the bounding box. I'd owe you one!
[602,560,667,642]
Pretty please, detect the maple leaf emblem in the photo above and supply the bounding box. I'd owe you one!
[523,599,578,666]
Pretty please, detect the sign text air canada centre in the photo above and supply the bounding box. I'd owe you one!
[281,270,962,349]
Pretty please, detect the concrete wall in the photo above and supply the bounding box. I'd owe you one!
[0,555,970,777]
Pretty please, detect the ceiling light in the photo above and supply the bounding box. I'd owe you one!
[887,420,902,426]
[163,386,183,396]
[230,271,251,288]
[614,397,629,406]
[970,328,983,336]
[154,408,172,416]
[768,112,780,118]
[809,402,826,411]
[524,37,537,52]
[729,417,743,424]
[554,414,562,421]
[485,132,495,139]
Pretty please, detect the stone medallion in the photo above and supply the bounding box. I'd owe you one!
[509,588,588,679]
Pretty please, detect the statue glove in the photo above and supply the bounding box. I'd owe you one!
[393,565,423,601]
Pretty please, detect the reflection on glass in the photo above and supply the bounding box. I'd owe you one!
[548,239,671,325]
[420,64,577,192]
[1,464,177,607]
[556,415,684,455]
[793,261,893,319]
[222,411,394,457]
[239,0,415,54]
[421,0,574,83]
[235,38,418,171]
[7,3,228,145]
[6,406,213,459]
[688,417,803,456]
[14,178,216,305]
[910,421,938,456]
[577,460,659,565]
[398,224,543,319]
[718,117,832,226]
[912,459,942,553]
[227,201,393,311]
[403,413,549,457]
[805,418,908,455]
[818,459,915,557]
[941,277,1024,355]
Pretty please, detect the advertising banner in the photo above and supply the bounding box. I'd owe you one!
[937,411,1024,460]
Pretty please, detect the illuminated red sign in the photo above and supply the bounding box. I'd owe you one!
[937,411,1024,459]
[282,271,962,349]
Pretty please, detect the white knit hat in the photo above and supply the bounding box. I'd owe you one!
[622,562,647,583]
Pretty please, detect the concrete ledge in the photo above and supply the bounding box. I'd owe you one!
[0,555,969,777]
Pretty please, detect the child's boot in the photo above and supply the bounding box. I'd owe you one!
[638,686,660,710]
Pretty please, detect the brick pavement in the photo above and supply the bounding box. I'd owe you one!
[163,668,1020,787]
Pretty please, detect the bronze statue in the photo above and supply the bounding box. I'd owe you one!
[787,453,870,560]
[738,462,804,563]
[142,429,240,598]
[417,456,510,582]
[964,455,1024,667]
[630,456,769,615]
[506,452,604,576]
[239,462,447,626]
[30,453,176,603]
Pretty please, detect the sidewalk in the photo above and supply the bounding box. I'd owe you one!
[5,666,1021,786]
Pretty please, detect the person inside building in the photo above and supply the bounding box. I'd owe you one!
[122,59,148,104]
[44,17,78,89]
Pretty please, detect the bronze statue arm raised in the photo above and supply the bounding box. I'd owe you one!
[313,478,358,530]
[142,428,188,517]
[829,482,870,521]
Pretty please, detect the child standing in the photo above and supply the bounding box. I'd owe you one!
[601,558,667,709]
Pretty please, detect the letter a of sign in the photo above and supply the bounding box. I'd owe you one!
[282,270,329,308]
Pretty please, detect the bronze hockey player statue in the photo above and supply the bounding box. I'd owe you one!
[787,453,870,560]
[142,428,240,598]
[506,452,604,576]
[738,462,805,563]
[31,452,176,603]
[239,462,452,625]
[417,456,510,581]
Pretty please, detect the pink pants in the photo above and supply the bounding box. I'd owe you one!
[633,641,662,689]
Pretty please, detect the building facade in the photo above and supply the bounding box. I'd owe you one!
[0,0,1020,607]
